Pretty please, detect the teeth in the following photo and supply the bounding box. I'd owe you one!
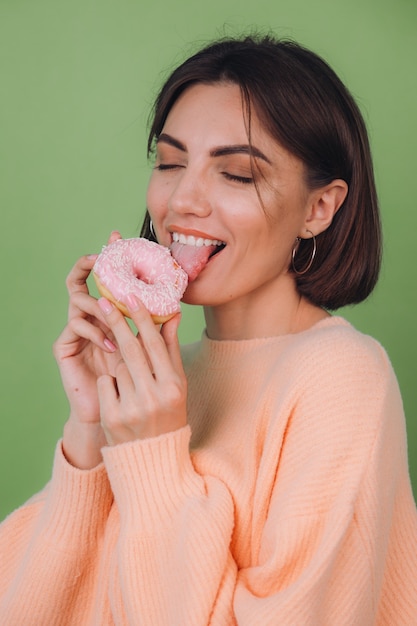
[172,232,225,247]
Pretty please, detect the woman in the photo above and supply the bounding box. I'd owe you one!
[1,35,416,625]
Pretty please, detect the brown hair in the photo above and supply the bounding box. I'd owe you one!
[140,35,382,310]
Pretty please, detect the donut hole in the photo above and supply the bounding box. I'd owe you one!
[130,263,155,286]
[134,270,151,284]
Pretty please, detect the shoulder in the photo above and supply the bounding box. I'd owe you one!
[285,317,404,448]
[273,316,403,441]
[286,316,392,384]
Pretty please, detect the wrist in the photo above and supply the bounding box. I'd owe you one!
[63,418,106,469]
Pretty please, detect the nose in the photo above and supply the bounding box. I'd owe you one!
[168,167,212,218]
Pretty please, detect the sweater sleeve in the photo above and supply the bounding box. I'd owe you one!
[102,427,237,624]
[0,441,113,626]
[101,333,417,626]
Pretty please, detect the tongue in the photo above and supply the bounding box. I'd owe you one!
[170,242,217,281]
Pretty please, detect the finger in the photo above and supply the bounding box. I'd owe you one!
[66,254,98,296]
[68,291,112,330]
[97,297,153,383]
[97,374,119,430]
[69,317,118,353]
[126,295,177,381]
[160,313,183,373]
[67,255,99,319]
[114,359,135,398]
[107,230,122,244]
[98,372,143,446]
[55,316,117,358]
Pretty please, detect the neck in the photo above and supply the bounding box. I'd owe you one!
[203,278,328,341]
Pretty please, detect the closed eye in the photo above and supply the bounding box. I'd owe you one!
[154,163,184,171]
[222,172,254,184]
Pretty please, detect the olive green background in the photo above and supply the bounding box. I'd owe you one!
[1,0,416,519]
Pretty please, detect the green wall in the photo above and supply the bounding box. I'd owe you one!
[1,0,416,519]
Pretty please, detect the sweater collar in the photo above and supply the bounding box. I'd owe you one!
[191,315,349,370]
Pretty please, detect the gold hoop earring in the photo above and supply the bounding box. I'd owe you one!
[292,229,317,275]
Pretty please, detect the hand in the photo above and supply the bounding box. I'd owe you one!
[96,295,187,445]
[54,232,122,468]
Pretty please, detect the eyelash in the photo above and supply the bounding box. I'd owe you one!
[222,172,254,185]
[154,164,254,185]
[154,164,181,171]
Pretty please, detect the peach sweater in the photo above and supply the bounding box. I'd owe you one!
[1,317,416,625]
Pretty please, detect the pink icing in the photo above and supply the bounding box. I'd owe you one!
[93,238,188,317]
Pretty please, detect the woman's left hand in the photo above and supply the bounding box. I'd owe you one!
[96,295,187,445]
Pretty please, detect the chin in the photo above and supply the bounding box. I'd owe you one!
[181,290,207,307]
[180,282,217,307]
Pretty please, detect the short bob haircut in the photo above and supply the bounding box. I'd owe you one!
[140,34,382,310]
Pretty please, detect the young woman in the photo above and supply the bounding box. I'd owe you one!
[1,35,416,625]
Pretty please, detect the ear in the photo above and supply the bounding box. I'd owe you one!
[302,179,348,236]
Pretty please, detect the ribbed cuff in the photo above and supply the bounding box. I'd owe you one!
[102,426,203,533]
[40,440,113,545]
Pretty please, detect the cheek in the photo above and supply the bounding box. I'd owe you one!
[146,177,169,221]
[145,176,158,210]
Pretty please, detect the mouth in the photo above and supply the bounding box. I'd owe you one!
[171,231,226,257]
[169,231,226,281]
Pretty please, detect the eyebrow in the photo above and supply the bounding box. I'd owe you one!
[156,133,271,164]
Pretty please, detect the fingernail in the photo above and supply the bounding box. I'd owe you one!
[103,338,117,352]
[126,293,140,311]
[87,254,98,260]
[98,297,114,315]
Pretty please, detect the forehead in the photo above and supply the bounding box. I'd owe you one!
[162,83,255,141]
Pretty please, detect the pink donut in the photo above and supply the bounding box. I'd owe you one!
[93,238,188,323]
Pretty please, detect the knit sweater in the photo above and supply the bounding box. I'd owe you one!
[0,316,416,625]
